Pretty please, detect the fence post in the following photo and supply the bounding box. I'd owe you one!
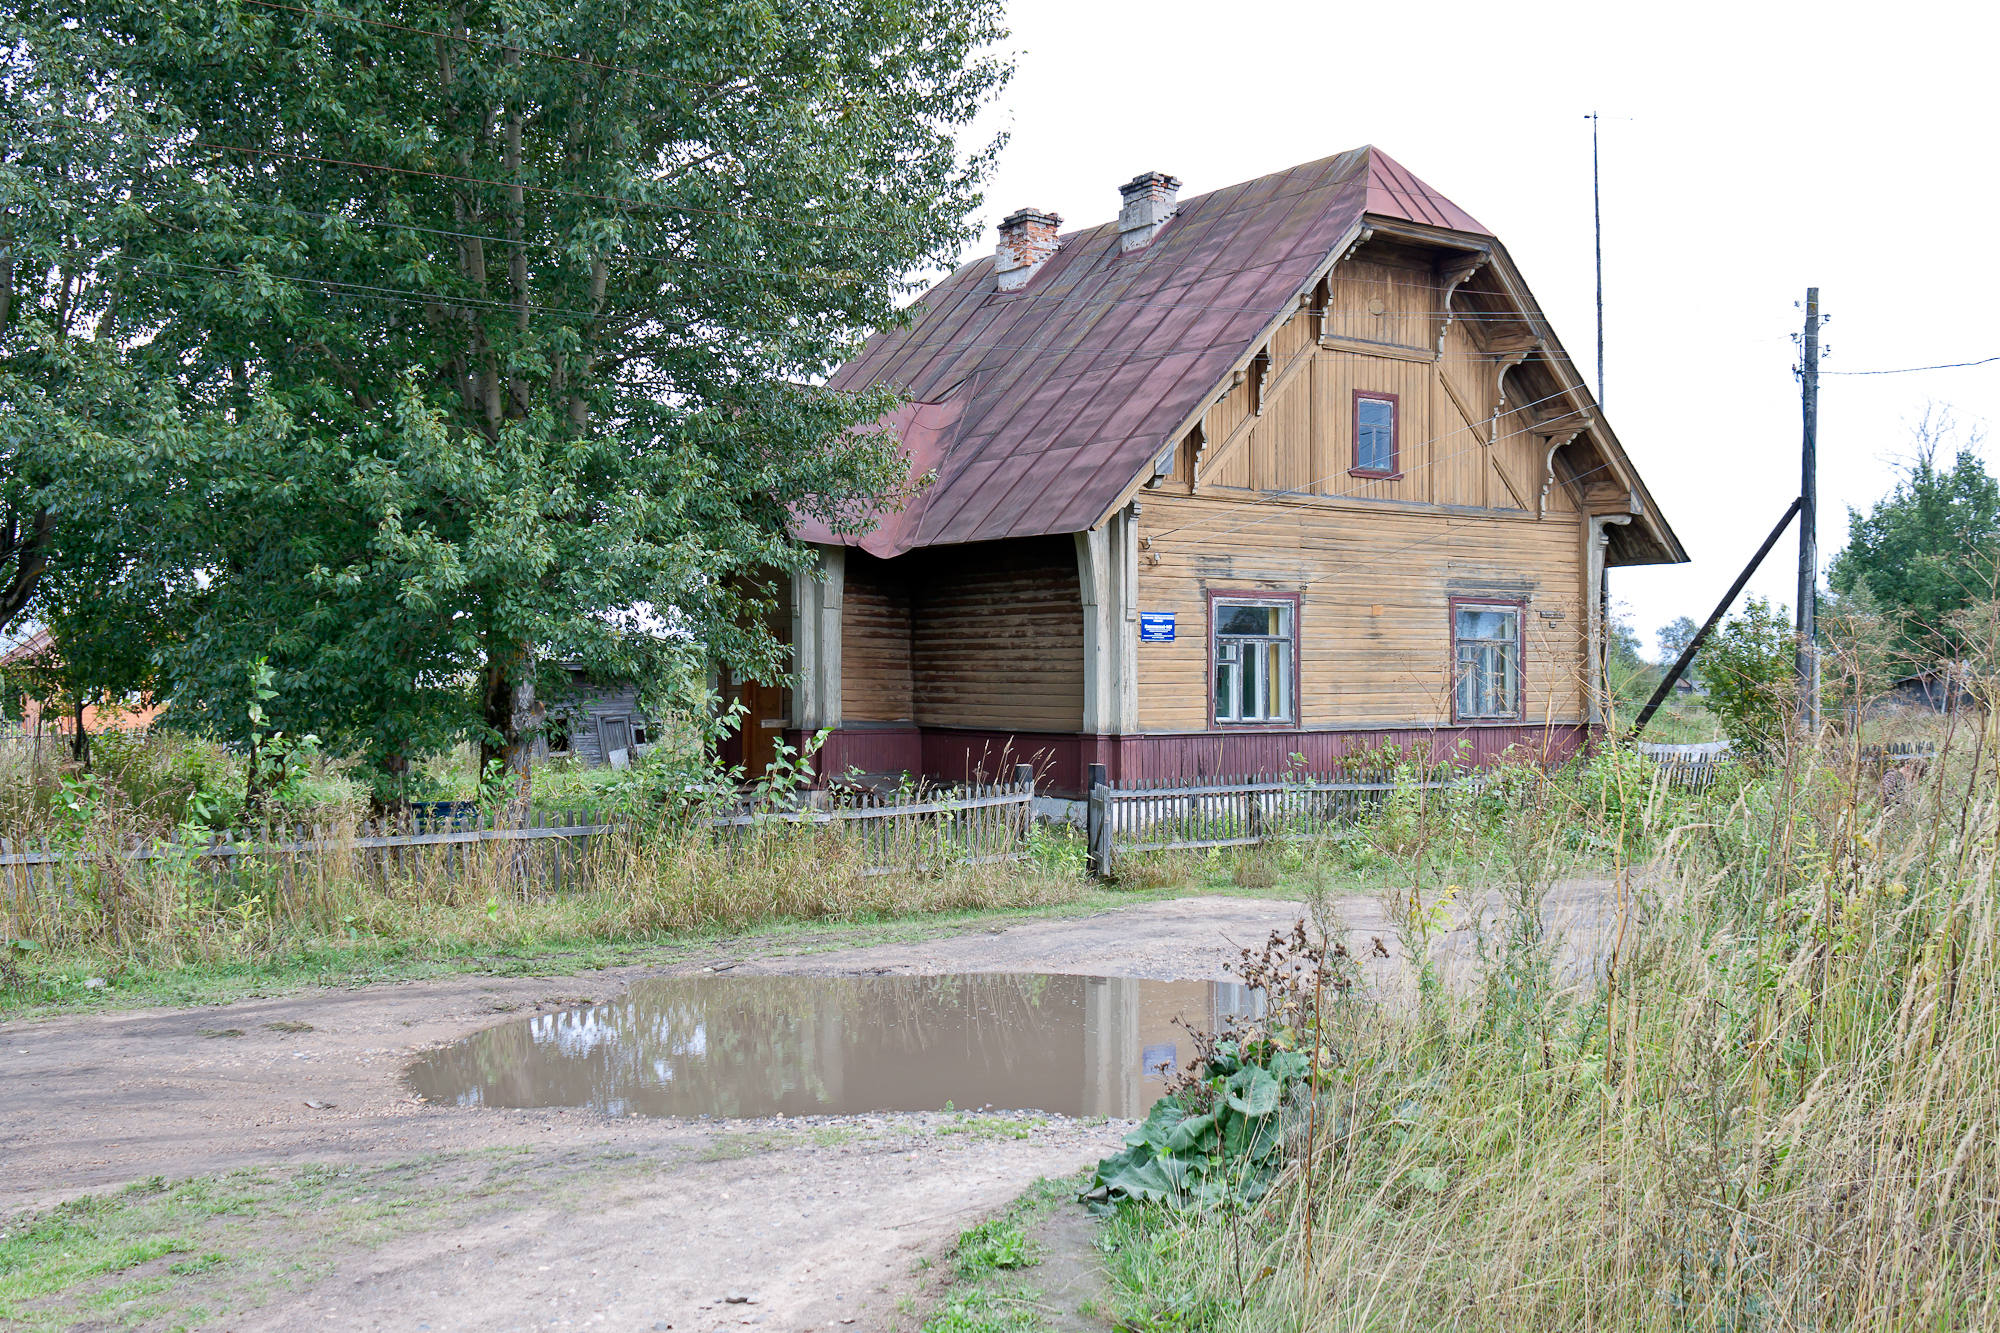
[1086,762,1111,878]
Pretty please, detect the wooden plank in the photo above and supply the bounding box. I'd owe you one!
[1198,337,1316,485]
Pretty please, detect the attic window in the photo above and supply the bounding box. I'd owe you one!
[1352,392,1398,477]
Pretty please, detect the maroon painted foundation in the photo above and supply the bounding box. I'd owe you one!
[794,724,1594,798]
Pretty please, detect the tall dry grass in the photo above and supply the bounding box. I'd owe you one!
[1,810,1084,983]
[1099,711,2000,1331]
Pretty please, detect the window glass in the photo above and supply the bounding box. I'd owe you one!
[1454,604,1520,718]
[1357,396,1395,473]
[1214,599,1293,723]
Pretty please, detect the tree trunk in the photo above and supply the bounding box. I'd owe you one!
[480,641,539,780]
[69,694,88,768]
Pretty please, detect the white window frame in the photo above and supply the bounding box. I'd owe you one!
[1212,597,1295,725]
[1453,601,1522,721]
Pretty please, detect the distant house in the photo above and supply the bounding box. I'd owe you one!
[1887,664,1974,713]
[747,146,1683,795]
[543,667,658,768]
[0,628,163,737]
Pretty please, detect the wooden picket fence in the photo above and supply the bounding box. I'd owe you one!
[0,778,1039,922]
[1087,765,1454,875]
[711,778,1035,876]
[1635,740,1939,794]
[0,806,621,917]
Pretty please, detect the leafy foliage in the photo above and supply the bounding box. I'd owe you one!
[1656,614,1702,683]
[1700,596,1796,753]
[1828,411,2000,660]
[1086,925,1348,1211]
[11,0,1011,779]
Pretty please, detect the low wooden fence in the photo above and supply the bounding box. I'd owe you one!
[1086,766,1453,876]
[714,776,1035,875]
[1636,740,1940,794]
[1,779,1038,922]
[1,806,621,914]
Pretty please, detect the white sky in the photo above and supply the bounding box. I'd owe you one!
[934,0,2000,657]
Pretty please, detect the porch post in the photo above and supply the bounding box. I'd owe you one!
[1584,514,1632,727]
[1075,506,1138,737]
[790,544,845,730]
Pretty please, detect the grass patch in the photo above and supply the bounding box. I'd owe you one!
[921,1176,1091,1333]
[0,871,1322,1021]
[0,1146,649,1331]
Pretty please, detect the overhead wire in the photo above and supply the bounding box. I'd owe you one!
[1821,356,2000,376]
[1144,385,1596,544]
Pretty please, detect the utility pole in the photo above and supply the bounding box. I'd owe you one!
[1588,112,1604,407]
[1797,288,1821,737]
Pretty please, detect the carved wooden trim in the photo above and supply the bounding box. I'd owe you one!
[1434,250,1491,355]
[1198,339,1315,483]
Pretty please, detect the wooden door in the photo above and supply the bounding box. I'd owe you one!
[717,674,787,777]
[598,714,634,767]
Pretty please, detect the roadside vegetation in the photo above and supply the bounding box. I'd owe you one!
[1073,699,1998,1328]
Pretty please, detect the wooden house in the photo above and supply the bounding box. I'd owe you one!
[766,146,1684,795]
[543,666,659,768]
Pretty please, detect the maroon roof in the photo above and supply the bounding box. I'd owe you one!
[799,146,1488,557]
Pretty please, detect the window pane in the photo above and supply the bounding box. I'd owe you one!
[1357,397,1394,472]
[1455,608,1516,641]
[1218,605,1271,635]
[1213,601,1294,722]
[1454,615,1519,716]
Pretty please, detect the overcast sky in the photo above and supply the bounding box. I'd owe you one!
[933,0,1999,656]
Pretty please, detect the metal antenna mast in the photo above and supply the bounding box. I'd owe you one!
[1589,111,1604,407]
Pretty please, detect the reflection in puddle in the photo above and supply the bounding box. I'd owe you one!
[409,973,1265,1119]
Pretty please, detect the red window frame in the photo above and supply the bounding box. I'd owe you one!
[1448,595,1526,723]
[1207,590,1302,730]
[1350,390,1401,479]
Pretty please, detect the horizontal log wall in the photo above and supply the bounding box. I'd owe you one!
[1136,488,1588,735]
[842,551,914,723]
[910,535,1084,732]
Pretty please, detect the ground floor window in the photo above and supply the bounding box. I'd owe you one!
[1453,601,1522,719]
[1213,597,1294,723]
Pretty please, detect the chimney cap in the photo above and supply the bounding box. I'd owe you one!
[1119,171,1182,199]
[999,206,1062,230]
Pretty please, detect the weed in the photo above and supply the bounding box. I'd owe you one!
[950,1218,1033,1279]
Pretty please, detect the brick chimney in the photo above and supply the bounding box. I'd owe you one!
[1117,172,1181,252]
[994,208,1062,292]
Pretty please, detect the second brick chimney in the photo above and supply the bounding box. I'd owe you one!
[1117,172,1181,252]
[994,208,1062,291]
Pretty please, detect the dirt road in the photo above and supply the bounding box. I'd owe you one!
[0,882,1624,1331]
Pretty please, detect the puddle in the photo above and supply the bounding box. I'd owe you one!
[409,973,1265,1119]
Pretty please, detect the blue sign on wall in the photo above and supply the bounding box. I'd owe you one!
[1139,612,1175,643]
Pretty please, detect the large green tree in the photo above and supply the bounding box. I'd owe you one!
[0,24,163,634]
[1828,412,2000,662]
[24,0,1008,783]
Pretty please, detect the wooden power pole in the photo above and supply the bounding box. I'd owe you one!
[1797,288,1821,735]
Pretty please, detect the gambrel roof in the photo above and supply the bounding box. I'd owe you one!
[803,145,1683,567]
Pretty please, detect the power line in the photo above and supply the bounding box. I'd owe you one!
[1151,387,1596,544]
[1821,356,2000,376]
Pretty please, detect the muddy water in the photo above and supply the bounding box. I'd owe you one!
[408,973,1265,1119]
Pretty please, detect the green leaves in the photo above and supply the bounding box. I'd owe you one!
[1827,413,2000,659]
[12,0,1011,774]
[1084,1056,1298,1213]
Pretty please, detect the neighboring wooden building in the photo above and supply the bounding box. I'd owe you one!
[544,667,658,768]
[767,147,1684,794]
